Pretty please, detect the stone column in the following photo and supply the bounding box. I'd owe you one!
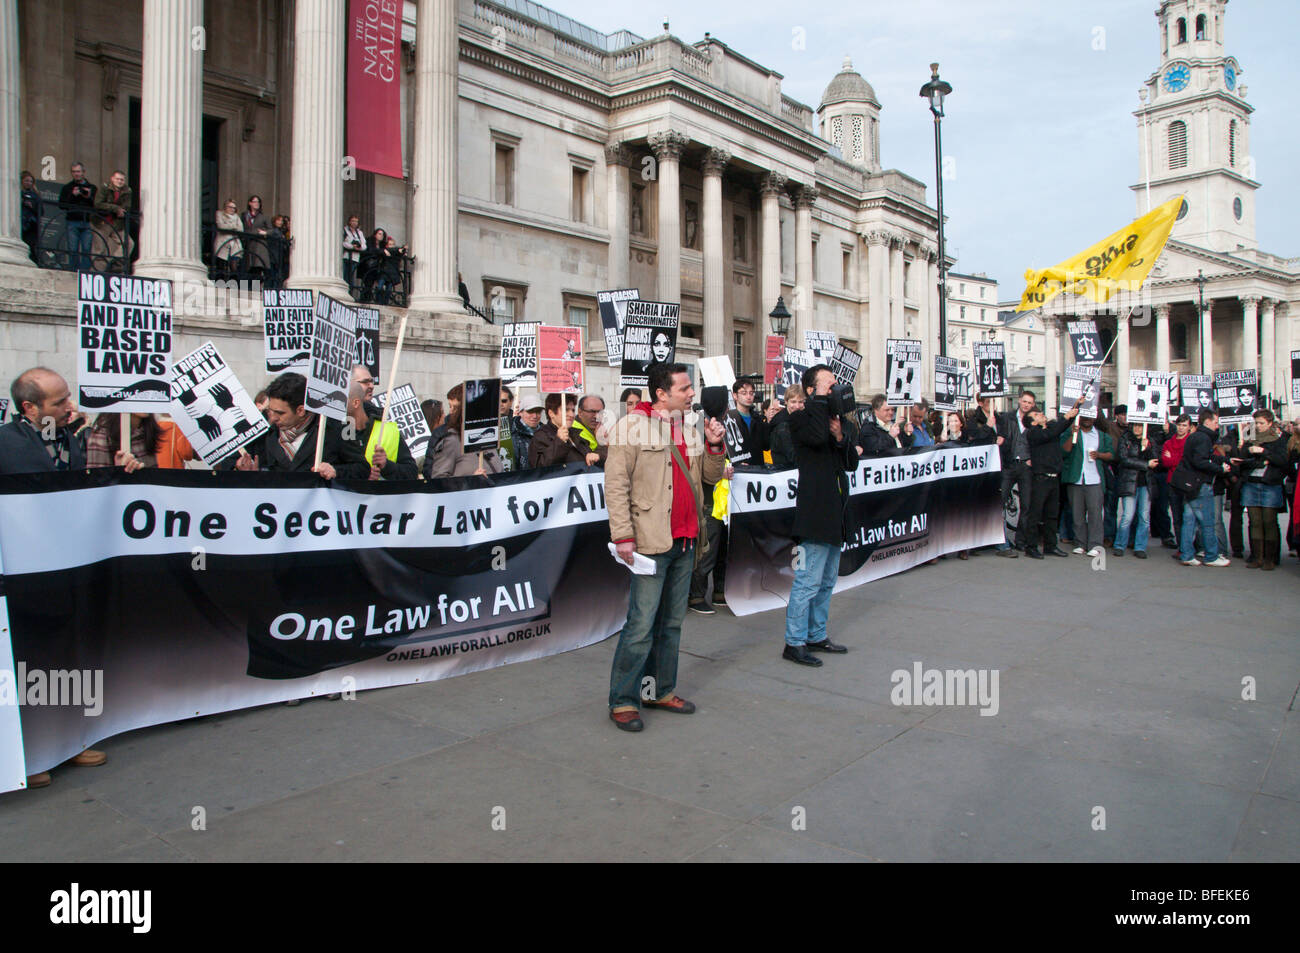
[1240,295,1259,375]
[1258,298,1274,396]
[865,229,890,392]
[648,130,686,303]
[0,0,32,266]
[134,0,207,284]
[759,172,785,318]
[1200,298,1214,374]
[1044,316,1060,415]
[888,235,905,340]
[1275,303,1292,409]
[1154,303,1171,373]
[793,184,817,344]
[701,147,729,359]
[916,242,936,389]
[408,0,462,312]
[605,142,632,289]
[1116,310,1130,400]
[288,0,348,297]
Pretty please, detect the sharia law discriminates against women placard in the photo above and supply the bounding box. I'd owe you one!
[620,301,679,388]
[1214,369,1257,426]
[76,272,173,411]
[1060,364,1100,418]
[261,288,314,373]
[169,342,270,466]
[934,355,962,412]
[307,294,358,422]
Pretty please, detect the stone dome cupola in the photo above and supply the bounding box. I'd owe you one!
[817,56,881,170]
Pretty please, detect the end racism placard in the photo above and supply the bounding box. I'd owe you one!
[77,273,173,411]
[308,294,358,422]
[596,288,638,366]
[620,301,679,388]
[169,342,271,466]
[538,326,584,395]
[261,288,314,373]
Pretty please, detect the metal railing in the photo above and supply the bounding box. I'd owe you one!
[205,223,292,288]
[28,209,137,275]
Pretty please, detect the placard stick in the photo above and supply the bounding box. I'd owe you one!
[377,312,410,442]
[313,414,326,469]
[119,414,131,465]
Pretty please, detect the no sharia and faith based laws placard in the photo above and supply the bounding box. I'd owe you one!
[77,273,173,412]
[307,294,358,423]
[500,322,539,390]
[261,288,314,373]
[374,385,433,459]
[830,343,863,389]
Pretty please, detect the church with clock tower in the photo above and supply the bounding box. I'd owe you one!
[1039,0,1296,416]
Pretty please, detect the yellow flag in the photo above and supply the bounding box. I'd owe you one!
[1016,196,1183,311]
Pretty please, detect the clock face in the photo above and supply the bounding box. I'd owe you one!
[1225,65,1236,90]
[1163,64,1190,92]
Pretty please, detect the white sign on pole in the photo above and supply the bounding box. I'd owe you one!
[374,384,433,459]
[261,288,314,373]
[306,294,357,423]
[885,338,922,406]
[1126,370,1174,425]
[499,322,539,389]
[169,342,271,466]
[76,273,174,412]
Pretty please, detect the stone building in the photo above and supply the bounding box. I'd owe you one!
[0,0,943,411]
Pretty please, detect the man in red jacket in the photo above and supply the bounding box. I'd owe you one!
[1159,414,1192,553]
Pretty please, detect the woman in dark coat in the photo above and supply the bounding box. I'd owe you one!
[768,384,805,469]
[528,394,594,468]
[240,195,271,275]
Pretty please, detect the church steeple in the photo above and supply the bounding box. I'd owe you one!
[1134,0,1257,251]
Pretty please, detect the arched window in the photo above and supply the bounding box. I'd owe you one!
[1195,14,1206,40]
[1168,120,1188,169]
[1228,120,1236,167]
[1177,17,1187,43]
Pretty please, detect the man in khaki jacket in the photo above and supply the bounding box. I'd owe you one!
[606,362,726,731]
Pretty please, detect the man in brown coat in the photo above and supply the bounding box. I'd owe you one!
[605,362,726,731]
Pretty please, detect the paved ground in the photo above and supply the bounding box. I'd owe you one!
[2,545,1297,862]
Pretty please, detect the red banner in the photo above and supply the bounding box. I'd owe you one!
[346,0,404,179]
[764,334,785,386]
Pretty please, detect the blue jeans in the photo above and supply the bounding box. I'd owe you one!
[784,540,841,647]
[66,221,93,270]
[1116,486,1150,552]
[1180,484,1220,562]
[1212,493,1229,556]
[608,538,694,709]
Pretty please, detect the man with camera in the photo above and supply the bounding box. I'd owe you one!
[783,365,859,667]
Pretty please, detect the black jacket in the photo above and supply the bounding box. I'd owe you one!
[242,415,346,472]
[0,418,88,474]
[527,422,588,468]
[58,178,97,223]
[1182,424,1224,481]
[790,398,859,545]
[724,408,767,465]
[768,410,796,468]
[1025,416,1071,472]
[859,413,912,456]
[994,409,1031,468]
[1236,431,1288,486]
[1115,429,1155,496]
[335,417,419,481]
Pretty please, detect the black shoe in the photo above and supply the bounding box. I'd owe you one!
[995,548,1019,558]
[1162,538,1178,549]
[688,600,715,615]
[711,591,727,606]
[805,638,847,654]
[1112,548,1123,557]
[1134,550,1148,559]
[1024,547,1044,559]
[1046,548,1069,557]
[782,645,823,667]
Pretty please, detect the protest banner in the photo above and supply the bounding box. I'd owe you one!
[261,288,315,373]
[974,342,1008,398]
[1179,374,1215,417]
[538,326,584,395]
[1214,369,1257,425]
[727,443,1002,615]
[500,322,539,389]
[1292,351,1300,404]
[169,342,271,466]
[764,335,785,387]
[354,306,381,382]
[373,384,433,459]
[76,272,173,412]
[596,288,638,366]
[1060,364,1100,417]
[934,355,961,412]
[1126,370,1175,425]
[1067,320,1104,366]
[804,330,838,363]
[830,343,863,389]
[463,378,502,452]
[885,339,922,406]
[307,294,357,424]
[620,301,679,388]
[698,356,736,389]
[781,346,813,399]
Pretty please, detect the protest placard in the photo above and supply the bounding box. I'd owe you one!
[885,338,922,406]
[1214,369,1257,425]
[830,343,863,389]
[169,341,270,466]
[1067,320,1104,366]
[780,346,813,400]
[934,355,961,412]
[261,288,314,373]
[1060,364,1099,417]
[957,360,974,401]
[306,294,357,423]
[462,378,502,452]
[538,326,584,394]
[76,272,173,411]
[974,342,1008,398]
[1127,370,1175,425]
[596,288,638,366]
[620,300,679,388]
[764,334,785,387]
[698,355,736,389]
[354,306,381,382]
[500,322,539,389]
[1291,351,1300,404]
[804,330,838,363]
[373,384,433,459]
[1179,374,1214,417]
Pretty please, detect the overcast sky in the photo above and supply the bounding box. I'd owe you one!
[545,0,1299,300]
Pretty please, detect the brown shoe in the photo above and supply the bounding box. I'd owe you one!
[609,707,644,732]
[26,772,51,789]
[642,694,696,714]
[67,749,107,767]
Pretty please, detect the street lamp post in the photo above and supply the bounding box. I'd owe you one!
[920,63,953,358]
[1195,269,1207,374]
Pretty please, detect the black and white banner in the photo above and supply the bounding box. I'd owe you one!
[1060,364,1100,418]
[462,378,501,452]
[885,339,922,406]
[934,355,961,412]
[354,306,381,382]
[76,273,173,411]
[1126,370,1175,425]
[1214,369,1257,425]
[974,342,1007,398]
[0,397,8,421]
[1291,351,1300,404]
[1067,320,1104,366]
[374,384,433,459]
[620,301,680,388]
[499,322,539,390]
[1180,374,1215,417]
[781,346,814,396]
[596,288,638,366]
[804,330,838,363]
[829,343,863,389]
[169,342,271,466]
[261,288,314,373]
[726,443,1003,616]
[307,294,357,422]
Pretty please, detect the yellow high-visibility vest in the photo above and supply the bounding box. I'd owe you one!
[364,420,401,475]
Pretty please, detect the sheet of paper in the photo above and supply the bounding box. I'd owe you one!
[607,542,657,575]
